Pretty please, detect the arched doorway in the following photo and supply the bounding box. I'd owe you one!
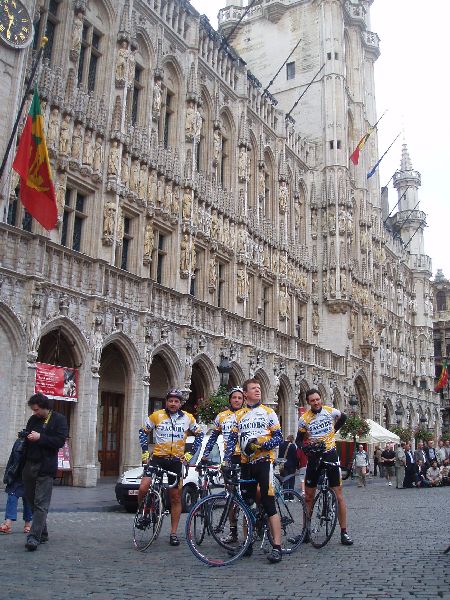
[148,353,174,415]
[187,360,213,417]
[37,328,79,433]
[98,344,127,476]
[276,376,291,434]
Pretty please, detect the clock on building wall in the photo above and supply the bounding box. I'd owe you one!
[0,0,33,49]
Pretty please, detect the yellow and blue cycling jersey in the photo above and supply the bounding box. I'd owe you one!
[225,404,282,464]
[139,409,203,460]
[203,408,240,458]
[298,405,341,451]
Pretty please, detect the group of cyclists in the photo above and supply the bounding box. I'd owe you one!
[137,379,353,563]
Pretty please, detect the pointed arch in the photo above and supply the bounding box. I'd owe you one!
[0,301,26,349]
[40,316,89,366]
[152,343,182,383]
[102,331,140,375]
[159,58,182,148]
[192,352,217,395]
[229,361,245,388]
[219,108,236,190]
[253,368,270,402]
[353,370,370,418]
[317,383,328,404]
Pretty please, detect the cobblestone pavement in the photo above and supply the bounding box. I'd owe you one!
[0,478,448,600]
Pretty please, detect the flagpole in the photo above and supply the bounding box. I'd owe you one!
[0,37,48,184]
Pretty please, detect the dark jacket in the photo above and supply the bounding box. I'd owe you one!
[278,441,298,471]
[3,438,26,492]
[23,411,68,477]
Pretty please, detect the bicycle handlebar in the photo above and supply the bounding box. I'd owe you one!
[144,465,180,488]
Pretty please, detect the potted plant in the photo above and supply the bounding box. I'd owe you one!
[391,426,413,443]
[197,385,229,425]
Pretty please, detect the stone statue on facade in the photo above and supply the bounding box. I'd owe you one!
[71,12,83,56]
[180,234,190,274]
[107,140,120,176]
[93,136,104,173]
[213,128,221,164]
[139,164,148,199]
[130,159,140,194]
[121,152,130,186]
[312,309,319,334]
[182,189,192,220]
[185,101,196,139]
[152,80,162,117]
[47,108,60,149]
[115,40,129,83]
[103,200,116,242]
[208,256,217,290]
[147,170,157,206]
[279,181,288,213]
[143,221,154,263]
[238,147,247,180]
[82,129,94,166]
[71,122,83,161]
[58,114,71,156]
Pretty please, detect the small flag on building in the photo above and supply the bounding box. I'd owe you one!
[435,360,448,392]
[367,132,401,179]
[12,87,58,231]
[350,129,373,165]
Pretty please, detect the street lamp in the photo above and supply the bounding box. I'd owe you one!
[217,354,231,388]
[349,394,358,413]
[395,405,404,426]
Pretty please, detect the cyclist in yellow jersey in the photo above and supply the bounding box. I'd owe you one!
[138,389,203,546]
[202,387,245,544]
[296,388,353,545]
[224,379,283,563]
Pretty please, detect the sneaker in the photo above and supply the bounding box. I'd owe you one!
[243,543,253,557]
[341,532,354,546]
[227,543,253,557]
[169,534,180,546]
[302,530,310,544]
[267,547,282,563]
[25,536,39,551]
[40,532,49,543]
[221,531,238,544]
[388,482,392,486]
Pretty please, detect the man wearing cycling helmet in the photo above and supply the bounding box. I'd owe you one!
[296,388,353,545]
[202,386,245,544]
[224,379,284,563]
[138,388,203,546]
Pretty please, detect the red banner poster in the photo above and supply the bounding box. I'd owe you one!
[35,362,78,402]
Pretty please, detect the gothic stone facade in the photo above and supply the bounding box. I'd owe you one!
[0,0,438,486]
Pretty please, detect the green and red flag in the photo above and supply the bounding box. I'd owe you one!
[12,87,57,230]
[435,360,448,392]
[350,129,373,165]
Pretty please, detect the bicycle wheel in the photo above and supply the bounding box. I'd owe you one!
[186,494,253,567]
[309,488,338,548]
[193,496,208,545]
[268,489,307,553]
[133,489,163,551]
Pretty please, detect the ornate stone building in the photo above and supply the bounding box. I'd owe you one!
[432,270,450,434]
[0,0,438,485]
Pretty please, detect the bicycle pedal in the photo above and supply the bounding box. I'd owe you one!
[163,510,170,516]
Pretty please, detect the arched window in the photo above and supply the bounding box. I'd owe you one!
[247,135,257,212]
[159,62,180,149]
[436,291,446,312]
[196,88,212,174]
[127,36,152,126]
[262,150,274,220]
[218,111,234,189]
[76,2,110,93]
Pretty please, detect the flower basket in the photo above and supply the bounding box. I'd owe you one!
[197,385,229,425]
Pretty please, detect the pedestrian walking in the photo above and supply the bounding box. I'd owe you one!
[373,445,382,477]
[381,443,395,486]
[1,433,32,535]
[353,444,369,487]
[395,442,406,489]
[21,393,68,551]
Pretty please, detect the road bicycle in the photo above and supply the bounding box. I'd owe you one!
[308,451,339,548]
[185,463,307,566]
[132,464,180,551]
[192,462,221,544]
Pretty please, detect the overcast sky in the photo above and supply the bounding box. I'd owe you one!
[191,0,449,280]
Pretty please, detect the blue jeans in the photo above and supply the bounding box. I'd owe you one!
[5,493,33,522]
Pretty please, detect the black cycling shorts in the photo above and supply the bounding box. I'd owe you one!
[305,448,341,489]
[240,461,277,518]
[145,457,183,489]
[231,454,242,466]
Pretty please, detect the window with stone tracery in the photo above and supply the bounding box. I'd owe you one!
[158,63,180,150]
[61,188,87,253]
[33,0,62,64]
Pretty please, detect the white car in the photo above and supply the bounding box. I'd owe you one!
[115,433,223,513]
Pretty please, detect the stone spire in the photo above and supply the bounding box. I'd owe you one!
[400,142,413,171]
